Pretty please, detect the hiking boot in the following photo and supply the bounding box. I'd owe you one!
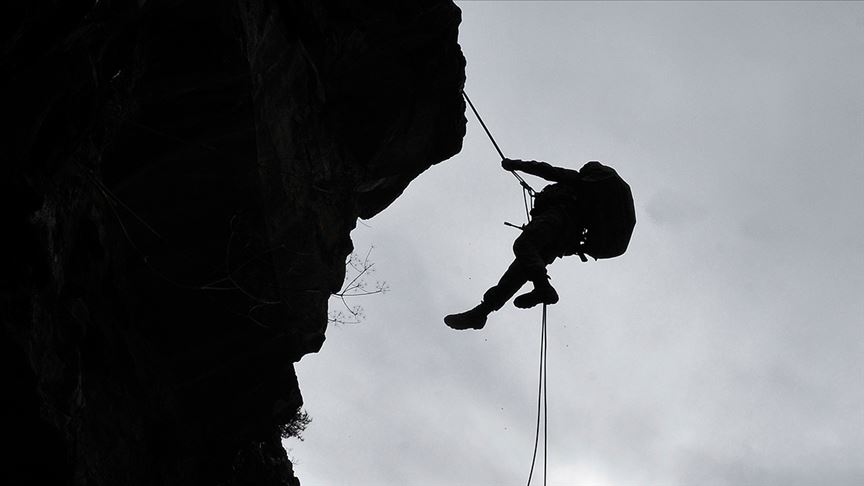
[444,304,490,330]
[513,280,559,309]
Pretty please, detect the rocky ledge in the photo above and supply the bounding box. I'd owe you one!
[1,1,465,484]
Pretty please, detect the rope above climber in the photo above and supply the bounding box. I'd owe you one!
[444,158,635,330]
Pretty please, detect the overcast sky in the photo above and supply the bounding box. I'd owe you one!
[285,2,864,485]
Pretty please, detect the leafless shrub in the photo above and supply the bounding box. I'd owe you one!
[328,246,388,325]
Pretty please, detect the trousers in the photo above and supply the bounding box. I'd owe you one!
[481,212,569,311]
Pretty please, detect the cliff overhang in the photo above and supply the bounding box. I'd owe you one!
[1,1,465,484]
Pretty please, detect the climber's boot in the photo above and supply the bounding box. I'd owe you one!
[513,278,559,309]
[444,302,492,330]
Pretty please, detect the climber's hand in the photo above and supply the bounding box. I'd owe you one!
[501,158,522,171]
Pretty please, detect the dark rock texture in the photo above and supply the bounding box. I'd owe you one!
[1,1,465,484]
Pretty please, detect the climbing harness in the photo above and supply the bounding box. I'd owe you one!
[461,89,551,486]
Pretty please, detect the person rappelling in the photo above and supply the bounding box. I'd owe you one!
[448,92,637,486]
[444,157,635,330]
[446,91,635,331]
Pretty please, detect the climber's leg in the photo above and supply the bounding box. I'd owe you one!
[512,224,552,282]
[444,213,565,329]
[512,275,559,309]
[511,216,561,308]
[481,259,531,311]
[444,260,528,330]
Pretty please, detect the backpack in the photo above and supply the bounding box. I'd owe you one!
[574,162,635,260]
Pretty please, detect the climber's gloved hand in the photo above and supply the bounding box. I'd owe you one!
[501,158,522,171]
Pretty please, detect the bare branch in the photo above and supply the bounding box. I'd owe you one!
[328,246,387,325]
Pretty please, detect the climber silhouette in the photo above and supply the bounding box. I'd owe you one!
[444,158,635,330]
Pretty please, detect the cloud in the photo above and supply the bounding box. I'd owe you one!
[644,189,708,228]
[290,2,864,484]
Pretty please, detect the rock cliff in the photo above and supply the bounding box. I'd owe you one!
[1,1,465,484]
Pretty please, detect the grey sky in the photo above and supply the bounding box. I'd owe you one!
[286,2,864,485]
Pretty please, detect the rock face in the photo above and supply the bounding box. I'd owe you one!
[1,1,465,484]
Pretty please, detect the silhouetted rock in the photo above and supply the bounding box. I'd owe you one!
[1,1,465,484]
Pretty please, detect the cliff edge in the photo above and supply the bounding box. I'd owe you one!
[1,1,465,484]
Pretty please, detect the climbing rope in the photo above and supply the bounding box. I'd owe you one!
[461,90,535,223]
[461,89,550,486]
[526,304,548,486]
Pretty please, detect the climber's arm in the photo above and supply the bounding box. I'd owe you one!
[501,158,581,183]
